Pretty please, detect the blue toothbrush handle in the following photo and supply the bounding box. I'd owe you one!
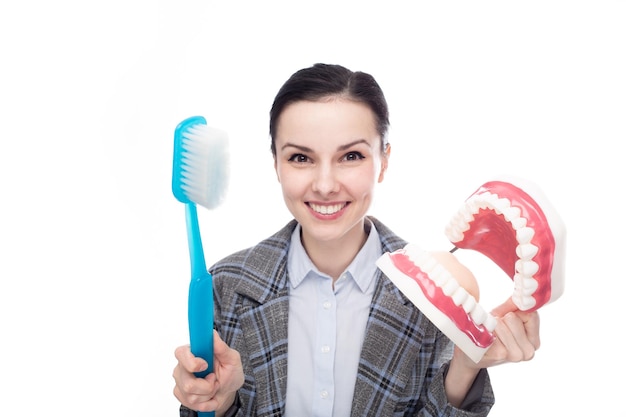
[185,203,215,417]
[188,273,215,417]
[188,273,214,377]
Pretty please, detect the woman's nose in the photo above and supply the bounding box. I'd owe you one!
[312,164,340,194]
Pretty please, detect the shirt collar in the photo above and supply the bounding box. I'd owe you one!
[287,219,382,292]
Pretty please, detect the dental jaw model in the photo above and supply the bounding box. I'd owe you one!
[376,177,566,363]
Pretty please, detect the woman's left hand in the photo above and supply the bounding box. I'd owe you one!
[457,298,541,370]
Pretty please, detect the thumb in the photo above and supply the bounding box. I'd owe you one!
[213,330,227,354]
[212,330,235,363]
[490,297,519,318]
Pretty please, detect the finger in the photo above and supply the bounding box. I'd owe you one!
[213,330,228,357]
[173,363,219,400]
[173,381,219,413]
[213,330,242,368]
[491,297,519,318]
[492,315,526,362]
[500,312,537,361]
[175,344,209,374]
[518,311,541,350]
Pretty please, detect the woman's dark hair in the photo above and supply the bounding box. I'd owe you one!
[269,63,390,156]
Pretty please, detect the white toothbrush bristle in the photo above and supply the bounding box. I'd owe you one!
[179,124,229,209]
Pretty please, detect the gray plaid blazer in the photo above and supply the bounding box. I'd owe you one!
[180,217,494,417]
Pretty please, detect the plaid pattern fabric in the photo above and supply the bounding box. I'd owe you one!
[181,217,494,417]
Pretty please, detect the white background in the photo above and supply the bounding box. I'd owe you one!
[1,1,624,416]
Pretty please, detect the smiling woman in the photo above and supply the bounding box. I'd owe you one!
[171,63,543,417]
[2,2,624,417]
[274,99,389,277]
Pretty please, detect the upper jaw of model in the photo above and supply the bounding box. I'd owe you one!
[376,177,566,363]
[445,178,566,312]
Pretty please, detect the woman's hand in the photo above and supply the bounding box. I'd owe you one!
[446,299,541,407]
[479,298,541,367]
[172,330,244,415]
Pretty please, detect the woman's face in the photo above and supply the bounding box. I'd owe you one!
[274,98,389,247]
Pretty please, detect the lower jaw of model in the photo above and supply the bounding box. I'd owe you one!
[376,177,566,363]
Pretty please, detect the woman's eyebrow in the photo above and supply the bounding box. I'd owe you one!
[337,139,368,151]
[280,139,369,153]
[280,142,312,152]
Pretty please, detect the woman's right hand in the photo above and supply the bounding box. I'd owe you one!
[172,330,244,416]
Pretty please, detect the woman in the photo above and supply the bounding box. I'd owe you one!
[172,63,540,417]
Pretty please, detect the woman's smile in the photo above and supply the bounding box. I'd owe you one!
[307,202,348,216]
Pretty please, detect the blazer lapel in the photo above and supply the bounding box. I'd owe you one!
[234,225,293,416]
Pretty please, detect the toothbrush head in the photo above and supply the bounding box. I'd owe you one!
[172,116,230,210]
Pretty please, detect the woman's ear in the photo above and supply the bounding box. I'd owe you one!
[377,143,391,183]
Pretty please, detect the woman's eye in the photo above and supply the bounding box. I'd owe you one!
[288,153,309,163]
[344,151,365,161]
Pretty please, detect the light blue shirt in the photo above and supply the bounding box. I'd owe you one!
[284,220,382,417]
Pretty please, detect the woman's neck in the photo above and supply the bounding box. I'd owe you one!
[301,220,369,281]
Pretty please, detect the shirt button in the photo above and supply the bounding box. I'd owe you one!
[323,300,331,309]
[320,390,329,399]
[321,345,330,353]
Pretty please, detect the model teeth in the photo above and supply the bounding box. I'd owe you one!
[430,264,449,285]
[462,295,476,313]
[513,294,537,310]
[310,203,344,215]
[451,288,469,306]
[515,274,539,295]
[442,279,459,296]
[445,190,544,310]
[460,210,475,223]
[484,315,497,332]
[470,306,488,325]
[502,206,521,222]
[511,216,527,229]
[516,259,539,276]
[516,243,538,260]
[492,197,510,215]
[516,227,535,244]
[403,246,495,332]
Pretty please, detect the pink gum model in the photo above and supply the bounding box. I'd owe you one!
[376,177,566,363]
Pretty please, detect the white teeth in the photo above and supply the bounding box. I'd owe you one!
[516,243,539,260]
[523,277,539,292]
[451,287,469,306]
[460,210,475,223]
[516,227,535,244]
[485,193,499,207]
[429,270,448,287]
[421,256,439,273]
[444,188,544,310]
[442,279,459,296]
[310,203,344,214]
[470,305,488,325]
[403,246,496,332]
[515,295,537,310]
[484,315,497,332]
[511,216,527,230]
[462,295,477,313]
[445,225,464,242]
[492,197,510,215]
[515,274,539,295]
[502,205,521,222]
[430,263,447,278]
[515,259,539,276]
